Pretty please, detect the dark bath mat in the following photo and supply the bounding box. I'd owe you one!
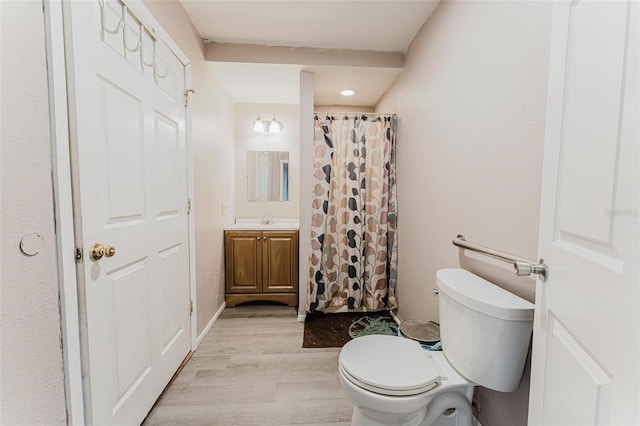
[302,310,398,348]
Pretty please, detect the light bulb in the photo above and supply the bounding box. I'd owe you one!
[253,115,265,132]
[268,115,283,133]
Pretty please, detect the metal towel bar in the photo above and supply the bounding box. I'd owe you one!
[452,235,548,281]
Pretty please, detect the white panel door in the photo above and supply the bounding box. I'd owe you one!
[529,1,639,425]
[63,0,191,424]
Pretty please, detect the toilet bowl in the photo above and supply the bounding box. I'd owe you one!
[338,269,534,426]
[338,335,473,426]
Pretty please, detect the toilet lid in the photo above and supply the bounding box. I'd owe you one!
[339,335,440,396]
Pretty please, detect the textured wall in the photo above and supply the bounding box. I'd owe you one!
[0,1,67,424]
[376,1,552,424]
[234,103,301,219]
[143,0,236,336]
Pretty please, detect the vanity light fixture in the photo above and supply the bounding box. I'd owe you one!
[253,114,284,133]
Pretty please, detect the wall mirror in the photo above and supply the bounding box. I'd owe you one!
[247,151,290,202]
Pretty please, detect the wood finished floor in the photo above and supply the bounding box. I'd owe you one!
[144,305,353,425]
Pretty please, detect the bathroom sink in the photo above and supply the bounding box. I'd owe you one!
[224,219,299,231]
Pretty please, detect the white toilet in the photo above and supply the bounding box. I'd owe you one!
[338,268,534,426]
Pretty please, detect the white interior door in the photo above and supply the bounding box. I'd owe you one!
[529,1,639,425]
[64,0,192,424]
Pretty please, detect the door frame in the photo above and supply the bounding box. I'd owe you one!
[44,1,197,423]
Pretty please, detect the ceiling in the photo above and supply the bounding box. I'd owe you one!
[181,1,440,106]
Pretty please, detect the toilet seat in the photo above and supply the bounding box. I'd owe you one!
[339,335,440,397]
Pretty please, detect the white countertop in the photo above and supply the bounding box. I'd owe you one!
[224,218,299,231]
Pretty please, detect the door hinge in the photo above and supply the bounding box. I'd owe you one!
[75,247,83,262]
[184,89,195,107]
[186,198,192,214]
[190,300,194,315]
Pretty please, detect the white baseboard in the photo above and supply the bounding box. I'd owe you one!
[197,302,225,346]
[297,314,306,322]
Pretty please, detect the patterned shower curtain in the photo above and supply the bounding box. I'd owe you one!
[307,114,398,312]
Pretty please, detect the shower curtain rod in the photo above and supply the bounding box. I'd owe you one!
[314,112,396,116]
[314,113,396,120]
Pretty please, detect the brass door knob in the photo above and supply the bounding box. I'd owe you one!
[104,245,116,258]
[91,243,116,261]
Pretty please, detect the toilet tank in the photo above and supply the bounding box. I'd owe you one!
[436,268,534,392]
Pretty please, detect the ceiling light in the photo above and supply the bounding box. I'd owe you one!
[340,88,356,97]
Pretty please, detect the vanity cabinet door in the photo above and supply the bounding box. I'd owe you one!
[224,229,299,307]
[225,231,262,293]
[262,231,299,293]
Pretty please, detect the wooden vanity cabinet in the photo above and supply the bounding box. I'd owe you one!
[224,230,299,307]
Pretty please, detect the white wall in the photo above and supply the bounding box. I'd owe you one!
[234,103,300,219]
[0,1,67,424]
[376,1,552,424]
[143,0,236,336]
[298,72,315,314]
